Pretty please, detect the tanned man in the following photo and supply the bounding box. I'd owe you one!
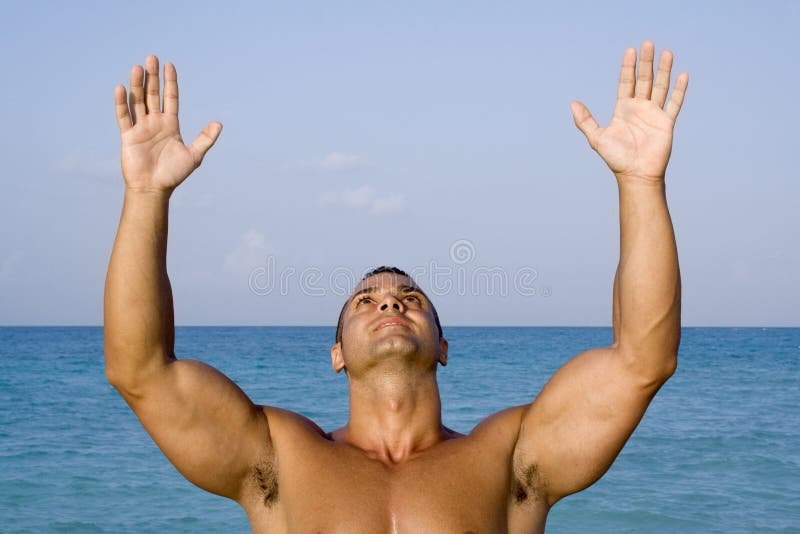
[105,41,687,532]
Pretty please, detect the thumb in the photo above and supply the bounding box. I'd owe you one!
[570,101,600,147]
[189,121,223,167]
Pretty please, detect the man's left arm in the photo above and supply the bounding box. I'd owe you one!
[512,41,688,506]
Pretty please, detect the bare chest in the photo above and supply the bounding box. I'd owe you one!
[241,438,546,533]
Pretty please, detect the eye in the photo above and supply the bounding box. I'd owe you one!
[355,295,374,307]
[404,294,421,304]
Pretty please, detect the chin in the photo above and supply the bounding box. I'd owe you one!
[371,336,420,359]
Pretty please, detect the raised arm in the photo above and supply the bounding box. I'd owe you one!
[104,56,271,500]
[512,42,687,506]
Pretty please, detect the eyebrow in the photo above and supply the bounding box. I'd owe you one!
[351,285,424,300]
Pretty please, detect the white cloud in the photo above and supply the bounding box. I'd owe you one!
[318,185,406,216]
[341,185,375,208]
[369,193,406,215]
[282,151,367,174]
[223,229,273,276]
[320,152,365,172]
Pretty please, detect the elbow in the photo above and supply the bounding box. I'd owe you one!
[104,362,118,388]
[104,360,126,391]
[103,337,126,389]
[658,325,681,381]
[648,350,678,388]
[103,344,173,400]
[659,352,678,382]
[104,361,148,401]
[620,315,681,385]
[635,353,677,392]
[103,334,170,397]
[102,348,150,399]
[618,344,678,389]
[103,357,132,395]
[103,341,121,387]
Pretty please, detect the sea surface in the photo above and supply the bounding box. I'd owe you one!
[0,327,798,533]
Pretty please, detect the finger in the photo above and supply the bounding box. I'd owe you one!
[188,122,223,166]
[664,72,689,121]
[651,50,674,108]
[114,85,132,132]
[128,65,145,124]
[665,72,689,121]
[617,48,636,100]
[163,62,179,115]
[144,55,161,113]
[570,101,601,148]
[634,41,655,99]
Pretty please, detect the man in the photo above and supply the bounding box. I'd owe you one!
[105,41,687,532]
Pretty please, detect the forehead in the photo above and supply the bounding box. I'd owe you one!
[352,273,421,295]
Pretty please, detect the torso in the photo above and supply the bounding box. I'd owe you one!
[238,407,549,533]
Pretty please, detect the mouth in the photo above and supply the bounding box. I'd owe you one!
[373,318,410,331]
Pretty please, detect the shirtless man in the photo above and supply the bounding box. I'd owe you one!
[104,41,687,532]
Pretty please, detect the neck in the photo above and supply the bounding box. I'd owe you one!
[338,368,452,464]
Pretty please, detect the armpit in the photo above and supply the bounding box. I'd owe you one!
[510,462,547,505]
[250,459,279,507]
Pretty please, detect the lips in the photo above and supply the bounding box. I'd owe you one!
[373,317,410,331]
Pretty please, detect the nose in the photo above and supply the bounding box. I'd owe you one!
[379,293,404,313]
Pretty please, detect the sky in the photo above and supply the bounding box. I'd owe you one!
[0,1,797,327]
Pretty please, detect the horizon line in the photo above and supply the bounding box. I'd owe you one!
[1,324,798,329]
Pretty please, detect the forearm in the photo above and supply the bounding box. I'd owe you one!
[615,179,680,378]
[611,262,621,347]
[104,190,176,389]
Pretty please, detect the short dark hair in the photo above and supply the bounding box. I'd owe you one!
[335,266,443,343]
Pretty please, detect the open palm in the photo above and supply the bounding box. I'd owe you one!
[571,42,688,184]
[114,56,221,193]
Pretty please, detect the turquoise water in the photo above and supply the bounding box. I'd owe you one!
[1,327,798,532]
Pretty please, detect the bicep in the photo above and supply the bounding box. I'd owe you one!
[514,346,665,505]
[116,358,271,500]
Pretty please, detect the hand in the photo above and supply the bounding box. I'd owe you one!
[114,56,221,194]
[571,41,688,184]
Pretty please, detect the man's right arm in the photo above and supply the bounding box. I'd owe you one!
[104,56,272,501]
[511,41,685,505]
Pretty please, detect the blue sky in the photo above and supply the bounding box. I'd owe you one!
[1,1,797,326]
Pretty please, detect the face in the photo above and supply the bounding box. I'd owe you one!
[331,273,447,377]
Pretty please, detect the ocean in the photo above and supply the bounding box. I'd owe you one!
[0,327,798,533]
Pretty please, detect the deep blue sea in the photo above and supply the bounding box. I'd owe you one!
[1,327,798,533]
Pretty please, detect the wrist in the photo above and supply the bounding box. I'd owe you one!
[124,186,174,201]
[615,173,666,190]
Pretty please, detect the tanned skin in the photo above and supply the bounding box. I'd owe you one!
[105,41,687,532]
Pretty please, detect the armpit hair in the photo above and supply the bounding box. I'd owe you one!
[510,462,547,505]
[251,459,279,507]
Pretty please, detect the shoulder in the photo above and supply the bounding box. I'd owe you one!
[457,405,527,461]
[261,405,329,440]
[470,404,527,441]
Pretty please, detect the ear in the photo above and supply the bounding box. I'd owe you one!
[331,342,346,373]
[437,337,449,367]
